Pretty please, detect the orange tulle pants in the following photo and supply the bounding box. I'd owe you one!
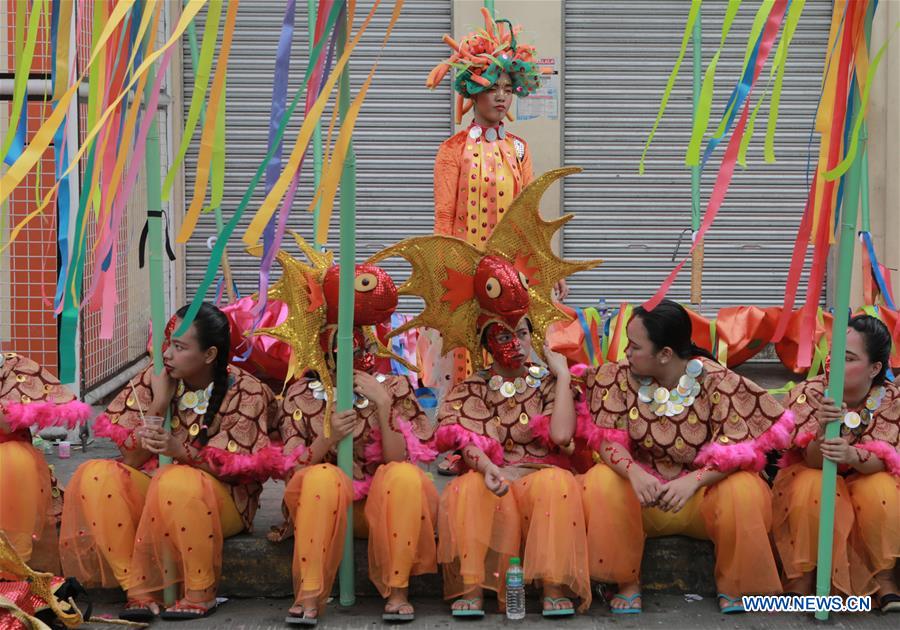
[773,463,900,595]
[438,468,592,612]
[59,460,242,598]
[0,441,57,571]
[581,464,782,596]
[285,462,437,608]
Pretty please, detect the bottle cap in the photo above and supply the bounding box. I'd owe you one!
[509,557,521,566]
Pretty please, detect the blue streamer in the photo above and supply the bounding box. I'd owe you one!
[51,0,72,310]
[861,232,896,310]
[574,307,596,366]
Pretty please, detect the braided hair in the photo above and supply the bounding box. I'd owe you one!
[175,302,231,446]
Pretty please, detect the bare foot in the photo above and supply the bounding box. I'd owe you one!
[610,581,641,611]
[783,570,815,595]
[289,592,319,620]
[543,583,574,612]
[451,587,484,614]
[385,587,415,616]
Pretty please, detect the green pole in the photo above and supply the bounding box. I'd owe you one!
[142,47,177,608]
[184,1,234,300]
[690,8,703,306]
[335,6,357,607]
[308,0,324,247]
[484,0,495,18]
[814,87,864,622]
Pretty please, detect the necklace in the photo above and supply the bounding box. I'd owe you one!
[309,373,387,409]
[843,385,886,431]
[488,365,548,399]
[176,381,213,416]
[638,358,704,417]
[468,122,506,143]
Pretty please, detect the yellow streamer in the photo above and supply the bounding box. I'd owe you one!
[243,0,398,246]
[52,0,73,102]
[0,0,136,205]
[177,0,240,242]
[1,0,208,252]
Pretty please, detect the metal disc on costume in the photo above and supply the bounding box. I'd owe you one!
[181,391,198,409]
[500,381,517,398]
[171,418,181,430]
[686,359,703,378]
[525,375,539,388]
[468,126,483,140]
[653,387,670,405]
[514,378,527,394]
[691,383,701,398]
[638,387,652,403]
[485,127,498,142]
[195,402,208,416]
[0,355,4,368]
[519,412,529,425]
[671,403,685,415]
[865,397,878,411]
[843,411,862,429]
[189,423,201,437]
[354,396,370,409]
[313,389,326,401]
[653,404,666,417]
[529,365,544,378]
[309,380,324,391]
[489,375,504,391]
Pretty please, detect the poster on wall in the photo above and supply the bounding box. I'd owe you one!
[516,57,559,121]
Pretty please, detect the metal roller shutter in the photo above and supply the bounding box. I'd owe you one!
[182,0,452,305]
[563,0,832,313]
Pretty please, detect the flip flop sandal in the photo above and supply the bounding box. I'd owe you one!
[451,598,485,618]
[383,604,415,623]
[542,597,575,617]
[159,599,219,621]
[610,592,642,614]
[285,608,319,626]
[718,594,745,614]
[880,593,900,613]
[119,599,157,622]
[438,454,463,476]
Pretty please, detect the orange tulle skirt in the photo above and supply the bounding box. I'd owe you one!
[773,463,900,595]
[581,464,782,596]
[0,441,57,571]
[364,462,438,598]
[438,468,592,612]
[284,464,354,609]
[285,462,438,608]
[59,460,242,597]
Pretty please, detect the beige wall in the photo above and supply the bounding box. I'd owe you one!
[452,0,563,221]
[853,2,900,309]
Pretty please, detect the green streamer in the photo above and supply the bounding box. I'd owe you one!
[2,0,46,161]
[764,0,806,163]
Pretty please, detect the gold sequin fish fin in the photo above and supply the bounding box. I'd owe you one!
[364,325,420,374]
[368,236,484,368]
[485,167,602,361]
[248,236,334,436]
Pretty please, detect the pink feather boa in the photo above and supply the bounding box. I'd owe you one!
[777,430,817,469]
[572,400,633,452]
[364,418,438,465]
[856,440,900,476]
[92,413,134,446]
[695,411,795,473]
[199,445,295,483]
[435,423,505,467]
[2,400,93,432]
[353,476,374,501]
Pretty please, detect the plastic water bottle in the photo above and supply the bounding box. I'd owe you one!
[505,557,526,620]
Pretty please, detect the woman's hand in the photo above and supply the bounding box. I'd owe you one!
[148,372,178,415]
[810,394,845,437]
[352,370,391,410]
[628,466,663,507]
[327,409,359,445]
[543,344,570,380]
[657,474,701,513]
[482,463,509,497]
[819,437,857,465]
[138,425,187,460]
